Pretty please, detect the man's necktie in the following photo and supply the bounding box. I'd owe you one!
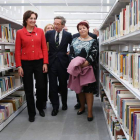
[55,32,59,47]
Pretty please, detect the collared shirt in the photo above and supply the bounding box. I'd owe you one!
[55,29,63,44]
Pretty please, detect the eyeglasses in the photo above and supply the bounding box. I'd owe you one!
[53,23,61,26]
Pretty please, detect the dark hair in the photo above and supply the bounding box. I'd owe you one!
[77,22,89,31]
[23,10,38,27]
[54,16,66,25]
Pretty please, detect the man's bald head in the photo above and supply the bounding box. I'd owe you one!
[93,28,99,37]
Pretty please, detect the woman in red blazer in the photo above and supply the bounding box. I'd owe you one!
[15,10,48,122]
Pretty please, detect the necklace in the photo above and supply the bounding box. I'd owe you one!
[80,35,90,40]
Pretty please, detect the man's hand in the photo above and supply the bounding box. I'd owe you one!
[43,64,48,73]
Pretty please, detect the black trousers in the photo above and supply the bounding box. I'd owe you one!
[36,73,48,102]
[22,59,45,117]
[76,94,80,104]
[49,59,68,110]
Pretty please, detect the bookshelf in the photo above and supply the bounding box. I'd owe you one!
[99,0,140,139]
[0,85,23,100]
[100,63,140,100]
[102,105,115,140]
[101,29,140,46]
[101,82,129,140]
[0,15,22,29]
[0,102,26,131]
[0,15,26,131]
[0,66,16,72]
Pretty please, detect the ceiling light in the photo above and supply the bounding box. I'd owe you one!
[10,6,11,9]
[107,6,109,12]
[54,12,69,14]
[107,0,110,3]
[87,13,107,14]
[4,1,6,4]
[70,13,86,14]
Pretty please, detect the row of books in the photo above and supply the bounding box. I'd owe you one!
[100,69,140,140]
[102,94,127,140]
[0,50,15,69]
[102,0,140,43]
[0,71,23,97]
[0,89,25,124]
[0,24,17,43]
[100,50,140,90]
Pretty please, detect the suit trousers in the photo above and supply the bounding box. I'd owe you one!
[49,58,68,110]
[36,73,48,102]
[22,59,45,117]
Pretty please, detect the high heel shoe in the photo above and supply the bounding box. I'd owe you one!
[77,109,85,115]
[87,117,93,121]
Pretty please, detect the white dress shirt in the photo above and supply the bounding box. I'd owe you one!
[55,29,63,44]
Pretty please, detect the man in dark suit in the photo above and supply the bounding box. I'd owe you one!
[72,20,97,109]
[93,28,99,97]
[45,16,72,116]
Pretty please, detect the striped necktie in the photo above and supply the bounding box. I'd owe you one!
[55,32,59,47]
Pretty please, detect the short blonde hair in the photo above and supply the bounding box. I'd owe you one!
[44,24,54,33]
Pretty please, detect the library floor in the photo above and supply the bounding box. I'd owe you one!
[0,90,110,140]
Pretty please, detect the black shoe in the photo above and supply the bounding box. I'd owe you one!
[51,109,59,116]
[74,103,81,109]
[87,117,93,121]
[43,102,46,109]
[62,105,67,110]
[77,109,85,115]
[96,94,99,97]
[29,116,35,122]
[39,110,45,117]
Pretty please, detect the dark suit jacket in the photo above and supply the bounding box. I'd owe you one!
[45,30,72,69]
[72,32,97,40]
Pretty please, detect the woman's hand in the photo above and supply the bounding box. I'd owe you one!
[66,51,70,55]
[81,61,89,68]
[43,64,48,73]
[18,67,24,77]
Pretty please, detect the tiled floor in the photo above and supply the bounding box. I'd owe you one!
[0,90,110,140]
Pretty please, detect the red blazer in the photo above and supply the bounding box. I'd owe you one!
[15,26,48,67]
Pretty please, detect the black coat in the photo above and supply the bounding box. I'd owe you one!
[45,30,72,69]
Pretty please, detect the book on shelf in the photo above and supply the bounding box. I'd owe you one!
[101,0,140,43]
[100,69,140,140]
[102,95,126,140]
[0,90,25,124]
[0,50,15,69]
[0,71,23,98]
[100,50,140,91]
[0,24,17,43]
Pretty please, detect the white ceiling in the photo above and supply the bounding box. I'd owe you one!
[0,0,116,34]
